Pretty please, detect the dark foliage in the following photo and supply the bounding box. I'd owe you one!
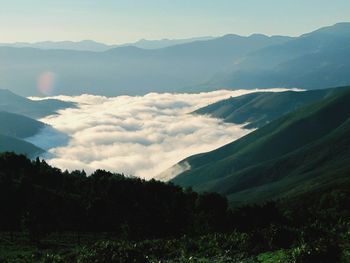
[0,152,229,240]
[0,152,350,262]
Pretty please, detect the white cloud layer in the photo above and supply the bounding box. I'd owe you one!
[30,89,291,180]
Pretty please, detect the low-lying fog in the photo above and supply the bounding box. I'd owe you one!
[27,89,288,180]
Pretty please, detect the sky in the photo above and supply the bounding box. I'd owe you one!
[0,0,349,44]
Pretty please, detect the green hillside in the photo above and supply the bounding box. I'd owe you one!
[0,134,44,157]
[194,88,339,128]
[0,111,45,138]
[0,89,74,118]
[172,86,350,204]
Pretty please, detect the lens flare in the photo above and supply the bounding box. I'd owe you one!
[37,71,55,95]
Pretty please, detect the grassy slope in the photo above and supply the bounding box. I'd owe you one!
[222,117,350,204]
[172,86,350,204]
[194,88,337,128]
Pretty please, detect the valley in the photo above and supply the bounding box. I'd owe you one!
[0,5,350,261]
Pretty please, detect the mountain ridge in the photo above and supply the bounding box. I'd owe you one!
[0,111,45,138]
[0,134,44,157]
[0,33,291,96]
[201,22,350,91]
[193,88,339,128]
[171,86,350,205]
[0,89,75,118]
[0,23,348,96]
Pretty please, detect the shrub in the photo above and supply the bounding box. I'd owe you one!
[291,239,340,263]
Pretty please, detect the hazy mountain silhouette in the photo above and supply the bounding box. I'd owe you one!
[0,89,75,118]
[0,40,112,52]
[0,90,74,156]
[0,37,217,51]
[0,134,44,157]
[1,23,349,97]
[0,111,44,138]
[201,23,350,91]
[0,35,291,96]
[118,36,216,49]
[0,110,47,156]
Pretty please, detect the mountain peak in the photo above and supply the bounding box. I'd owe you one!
[0,89,19,97]
[302,21,350,37]
[249,33,268,38]
[221,34,243,39]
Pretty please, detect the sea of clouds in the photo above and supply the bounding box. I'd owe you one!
[27,89,290,180]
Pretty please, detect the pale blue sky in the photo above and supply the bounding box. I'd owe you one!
[0,0,349,44]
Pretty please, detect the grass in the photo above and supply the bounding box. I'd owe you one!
[0,232,266,262]
[256,250,290,263]
[172,86,350,206]
[0,232,99,263]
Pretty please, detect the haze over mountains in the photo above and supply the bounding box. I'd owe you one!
[1,21,350,202]
[123,36,215,49]
[0,36,215,52]
[3,84,350,209]
[0,22,349,97]
[0,40,113,52]
[1,0,350,259]
[201,23,350,91]
[0,33,290,97]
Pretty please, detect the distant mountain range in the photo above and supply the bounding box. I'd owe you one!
[1,23,349,97]
[0,40,113,52]
[171,86,350,205]
[119,36,216,50]
[0,33,291,96]
[200,22,350,91]
[0,37,216,52]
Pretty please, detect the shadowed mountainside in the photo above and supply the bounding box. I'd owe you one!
[0,89,74,118]
[0,111,45,138]
[0,134,43,157]
[0,90,73,156]
[0,111,45,157]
